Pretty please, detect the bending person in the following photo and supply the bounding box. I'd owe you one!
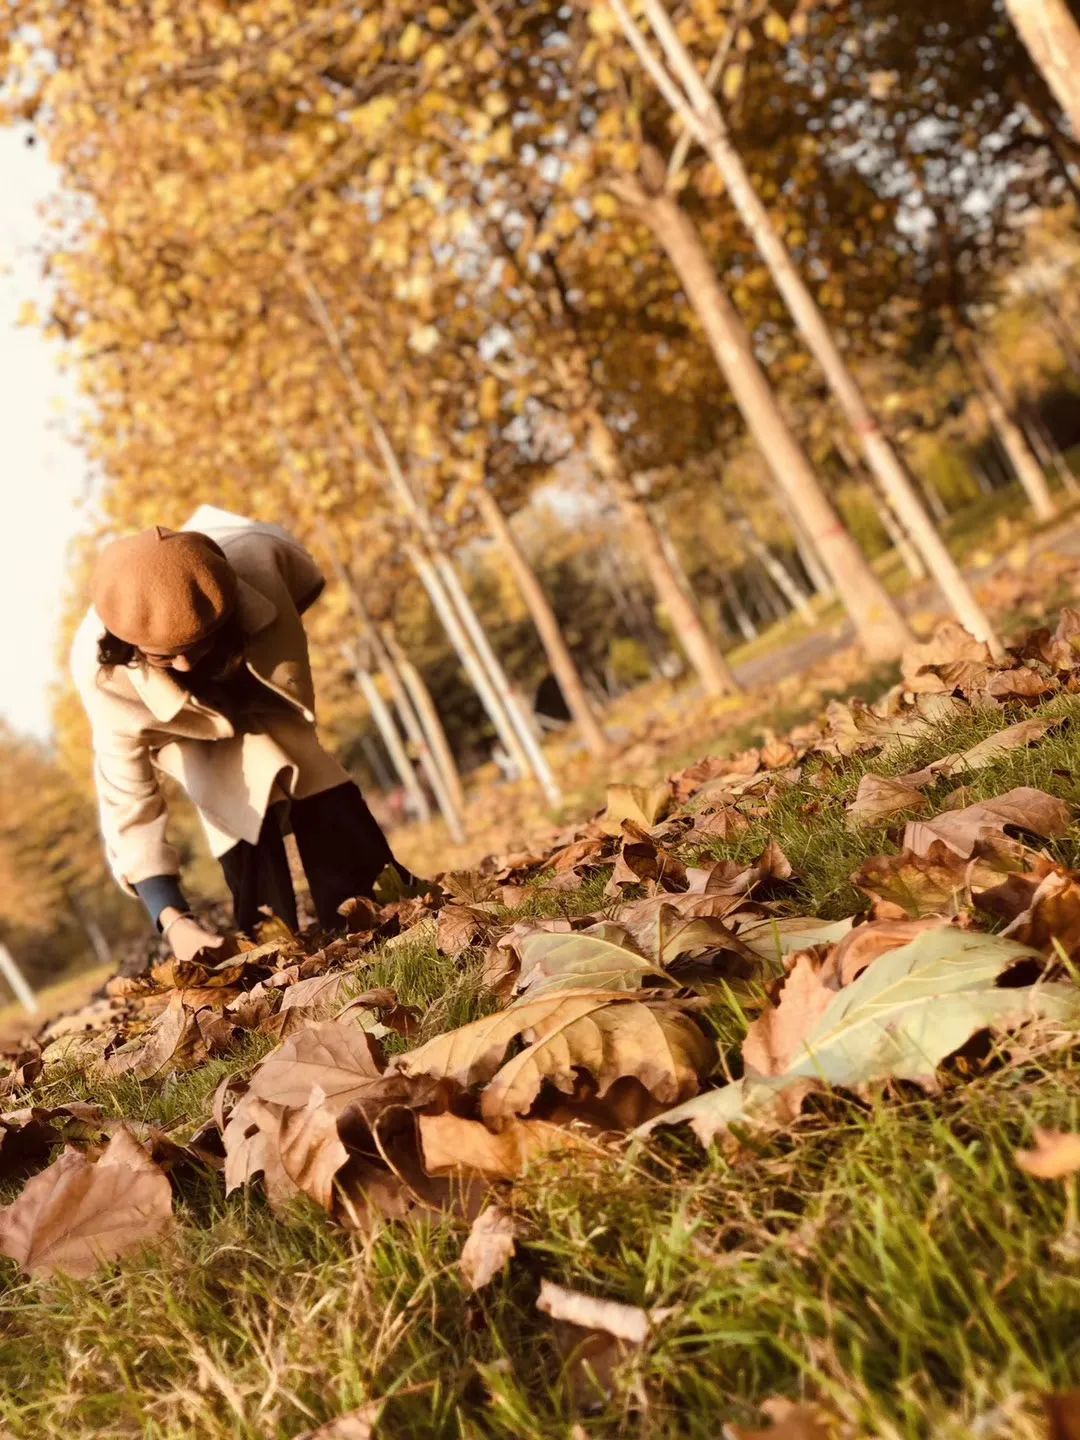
[71,505,411,962]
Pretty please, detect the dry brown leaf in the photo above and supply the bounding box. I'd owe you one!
[724,1397,835,1440]
[1046,1390,1080,1440]
[1016,1128,1080,1180]
[104,993,210,1080]
[247,1023,386,1114]
[997,867,1080,958]
[295,1400,382,1440]
[418,1112,586,1179]
[0,1127,172,1278]
[460,1205,517,1291]
[853,839,1021,919]
[395,992,714,1124]
[536,1278,675,1342]
[599,782,673,835]
[985,666,1055,701]
[437,903,497,957]
[276,1087,350,1210]
[845,774,927,827]
[902,621,992,686]
[742,952,835,1078]
[903,787,1071,860]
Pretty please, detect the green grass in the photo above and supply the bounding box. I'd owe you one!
[2,691,1080,1438]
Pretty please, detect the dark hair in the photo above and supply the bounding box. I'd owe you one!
[97,629,138,669]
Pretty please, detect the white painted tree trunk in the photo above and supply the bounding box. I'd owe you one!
[382,625,468,819]
[1004,0,1080,136]
[608,0,999,654]
[960,332,1057,521]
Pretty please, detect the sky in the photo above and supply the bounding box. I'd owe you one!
[0,127,89,740]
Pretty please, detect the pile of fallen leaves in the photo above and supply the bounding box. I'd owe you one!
[4,612,1080,1436]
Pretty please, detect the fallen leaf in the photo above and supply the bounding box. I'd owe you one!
[747,927,1079,1088]
[536,1278,675,1342]
[512,924,669,1001]
[998,867,1080,958]
[275,1087,350,1210]
[437,903,497,957]
[394,992,715,1124]
[0,1127,173,1278]
[1016,1128,1080,1180]
[599,782,673,834]
[104,993,209,1080]
[845,774,926,827]
[1045,1390,1080,1440]
[419,1112,587,1179]
[247,1023,386,1114]
[724,1396,835,1440]
[903,787,1071,859]
[295,1400,382,1440]
[634,1075,820,1150]
[902,621,992,686]
[853,838,1021,919]
[460,1205,517,1291]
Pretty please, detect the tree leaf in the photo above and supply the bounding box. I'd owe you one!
[512,923,670,1001]
[247,1022,386,1114]
[418,1112,586,1179]
[600,782,673,834]
[394,992,715,1123]
[903,787,1071,860]
[536,1279,676,1342]
[460,1205,517,1291]
[633,1075,820,1150]
[1016,1128,1080,1180]
[295,1401,382,1440]
[738,917,853,965]
[0,1127,172,1278]
[845,773,926,827]
[764,928,1080,1088]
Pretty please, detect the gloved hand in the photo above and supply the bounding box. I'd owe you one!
[161,911,226,963]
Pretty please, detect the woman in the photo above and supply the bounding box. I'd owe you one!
[71,506,410,962]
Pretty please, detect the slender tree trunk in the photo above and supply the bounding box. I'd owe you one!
[475,485,608,756]
[365,621,466,844]
[719,566,758,642]
[1043,298,1080,377]
[780,496,832,596]
[622,182,911,662]
[607,0,999,653]
[599,551,666,672]
[1025,408,1079,495]
[66,891,111,967]
[358,732,396,793]
[1004,0,1080,136]
[957,330,1057,521]
[731,511,816,623]
[872,492,928,581]
[970,458,995,497]
[0,943,37,1015]
[293,258,559,800]
[403,541,530,782]
[587,410,742,693]
[349,648,431,824]
[431,551,562,806]
[382,625,468,818]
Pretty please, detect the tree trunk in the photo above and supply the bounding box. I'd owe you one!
[350,651,431,824]
[475,485,608,756]
[872,491,928,581]
[368,626,466,844]
[403,541,531,782]
[1043,298,1080,377]
[718,566,758,642]
[1004,0,1080,137]
[66,891,111,967]
[780,496,832,596]
[382,625,468,818]
[431,550,562,806]
[0,943,37,1015]
[358,732,396,793]
[731,512,816,623]
[608,0,999,653]
[958,331,1057,521]
[598,551,667,673]
[587,411,741,693]
[1025,408,1079,495]
[625,183,911,662]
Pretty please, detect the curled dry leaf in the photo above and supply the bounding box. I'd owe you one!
[746,927,1079,1089]
[436,903,498,957]
[634,1075,820,1151]
[419,1112,587,1180]
[511,924,669,1001]
[536,1278,676,1343]
[295,1400,382,1440]
[724,1397,836,1440]
[394,991,715,1124]
[0,1127,173,1278]
[104,993,211,1080]
[460,1205,517,1291]
[247,1023,386,1114]
[845,774,926,827]
[1015,1128,1080,1180]
[998,867,1080,959]
[903,787,1071,860]
[599,782,673,835]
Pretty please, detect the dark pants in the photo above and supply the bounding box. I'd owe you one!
[219,782,405,934]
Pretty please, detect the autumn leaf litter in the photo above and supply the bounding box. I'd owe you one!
[5,615,1080,1430]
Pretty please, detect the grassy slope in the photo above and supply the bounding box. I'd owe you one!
[3,697,1080,1439]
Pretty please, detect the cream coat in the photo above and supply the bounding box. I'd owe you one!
[71,507,350,891]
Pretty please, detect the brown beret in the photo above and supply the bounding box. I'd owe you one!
[91,526,238,653]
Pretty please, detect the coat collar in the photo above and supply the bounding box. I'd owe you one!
[128,578,277,723]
